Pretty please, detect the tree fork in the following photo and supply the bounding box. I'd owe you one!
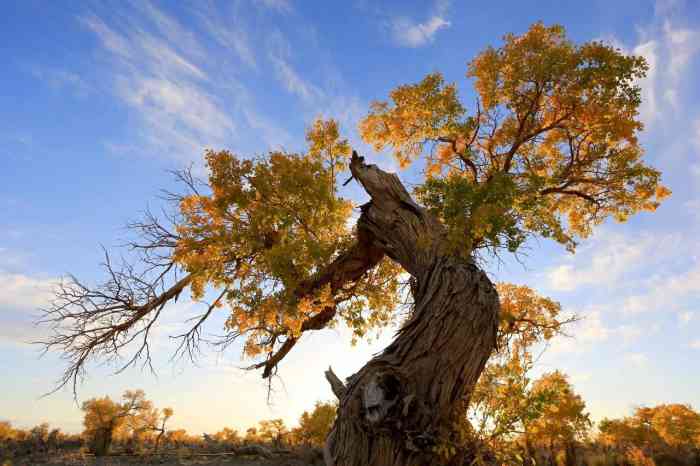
[324,152,499,466]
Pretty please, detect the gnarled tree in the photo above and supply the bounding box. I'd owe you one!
[39,23,667,466]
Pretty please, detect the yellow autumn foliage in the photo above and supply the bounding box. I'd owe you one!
[361,22,669,254]
[172,118,401,361]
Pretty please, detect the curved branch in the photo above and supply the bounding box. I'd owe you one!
[325,366,347,399]
[253,230,385,378]
[539,186,599,204]
[37,260,193,396]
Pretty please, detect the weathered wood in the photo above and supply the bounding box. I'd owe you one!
[325,366,347,399]
[325,152,499,466]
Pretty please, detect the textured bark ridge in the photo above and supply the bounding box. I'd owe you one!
[325,153,500,466]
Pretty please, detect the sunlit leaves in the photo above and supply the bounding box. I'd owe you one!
[360,22,669,254]
[81,389,169,454]
[416,173,524,255]
[172,119,400,361]
[469,284,576,459]
[496,283,566,355]
[306,118,352,186]
[293,400,337,447]
[360,73,467,169]
[527,371,591,445]
[599,404,700,453]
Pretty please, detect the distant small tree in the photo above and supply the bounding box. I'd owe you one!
[46,428,62,451]
[81,389,152,456]
[258,419,287,448]
[0,421,16,442]
[526,371,591,464]
[165,428,189,448]
[29,422,50,443]
[468,284,575,464]
[648,404,700,450]
[152,407,174,453]
[294,401,337,447]
[212,426,240,446]
[599,403,700,459]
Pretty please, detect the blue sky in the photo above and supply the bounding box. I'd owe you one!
[1,0,699,435]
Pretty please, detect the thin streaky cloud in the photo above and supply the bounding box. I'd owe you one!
[391,0,451,47]
[254,0,292,13]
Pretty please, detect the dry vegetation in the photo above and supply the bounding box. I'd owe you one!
[0,396,333,466]
[2,394,700,465]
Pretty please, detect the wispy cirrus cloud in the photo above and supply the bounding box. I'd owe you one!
[391,0,451,48]
[196,2,258,70]
[253,0,292,14]
[27,65,92,97]
[267,30,323,105]
[76,2,298,162]
[632,22,697,125]
[79,10,232,161]
[602,10,699,126]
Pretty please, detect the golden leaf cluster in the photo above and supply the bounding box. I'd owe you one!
[361,22,669,254]
[172,118,400,361]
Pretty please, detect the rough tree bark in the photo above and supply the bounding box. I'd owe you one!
[323,153,500,466]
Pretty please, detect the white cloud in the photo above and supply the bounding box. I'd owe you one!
[693,118,700,149]
[271,56,322,103]
[686,199,700,219]
[80,9,235,161]
[608,16,699,128]
[546,264,578,292]
[570,372,593,384]
[617,324,645,345]
[0,271,56,346]
[197,5,258,69]
[253,0,292,13]
[678,311,694,326]
[79,14,131,58]
[580,311,611,342]
[622,262,700,313]
[0,271,54,312]
[119,76,235,145]
[549,310,609,354]
[391,0,450,48]
[633,40,659,124]
[545,230,674,292]
[664,21,700,81]
[623,352,649,368]
[28,66,91,96]
[663,88,679,109]
[393,16,450,47]
[267,31,323,104]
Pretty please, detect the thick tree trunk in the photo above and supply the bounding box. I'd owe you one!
[324,154,499,466]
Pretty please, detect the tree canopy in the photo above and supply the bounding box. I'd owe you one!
[39,22,667,397]
[361,23,668,254]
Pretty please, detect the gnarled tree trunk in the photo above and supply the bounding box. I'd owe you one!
[324,154,499,466]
